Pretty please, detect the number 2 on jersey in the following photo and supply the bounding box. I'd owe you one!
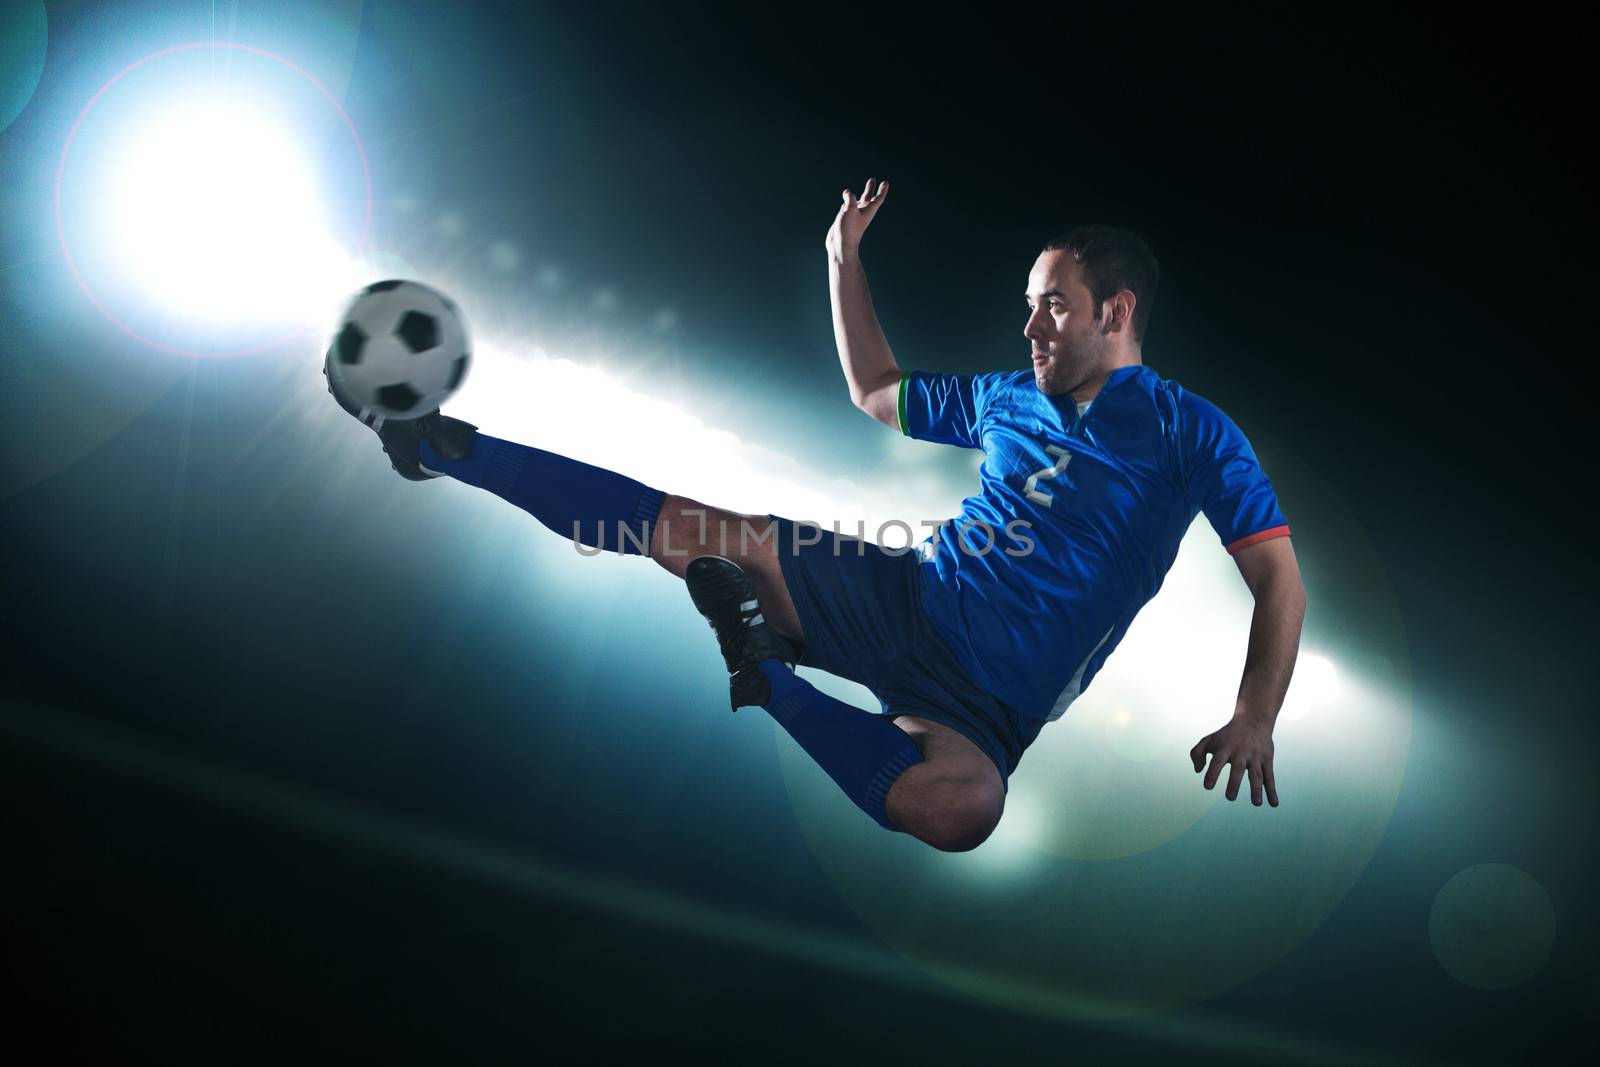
[1024,444,1072,506]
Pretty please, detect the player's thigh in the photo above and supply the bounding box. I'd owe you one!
[650,494,802,639]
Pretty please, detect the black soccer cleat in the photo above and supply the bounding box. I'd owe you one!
[685,555,800,711]
[324,362,478,481]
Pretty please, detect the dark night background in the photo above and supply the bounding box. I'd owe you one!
[2,2,1595,1062]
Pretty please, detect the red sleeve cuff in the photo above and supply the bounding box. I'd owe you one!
[1225,524,1291,554]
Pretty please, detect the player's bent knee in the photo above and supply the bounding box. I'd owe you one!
[929,812,1000,853]
[925,779,1004,852]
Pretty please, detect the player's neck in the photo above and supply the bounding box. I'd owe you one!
[1073,353,1142,405]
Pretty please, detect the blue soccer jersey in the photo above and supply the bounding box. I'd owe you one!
[897,363,1289,725]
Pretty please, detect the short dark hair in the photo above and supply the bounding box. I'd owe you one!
[1042,225,1160,342]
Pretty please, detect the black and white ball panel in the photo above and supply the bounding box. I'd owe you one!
[325,279,471,419]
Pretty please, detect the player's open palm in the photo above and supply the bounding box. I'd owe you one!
[1190,719,1279,807]
[826,178,889,259]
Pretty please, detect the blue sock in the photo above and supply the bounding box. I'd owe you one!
[758,660,924,831]
[420,433,666,555]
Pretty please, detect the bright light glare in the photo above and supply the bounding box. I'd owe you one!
[450,341,969,540]
[1279,651,1339,722]
[106,99,354,327]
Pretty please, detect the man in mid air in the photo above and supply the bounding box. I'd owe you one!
[328,180,1306,853]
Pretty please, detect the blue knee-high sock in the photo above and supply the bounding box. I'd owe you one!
[758,660,924,831]
[420,433,666,554]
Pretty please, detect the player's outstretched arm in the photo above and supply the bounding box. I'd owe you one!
[827,178,900,429]
[1189,536,1306,807]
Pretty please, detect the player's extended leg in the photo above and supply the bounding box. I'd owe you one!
[366,416,1000,850]
[339,402,783,639]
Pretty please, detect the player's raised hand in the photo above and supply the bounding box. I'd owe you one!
[826,178,889,260]
[1190,718,1279,807]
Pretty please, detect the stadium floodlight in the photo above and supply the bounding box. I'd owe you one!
[56,42,372,357]
[104,98,350,328]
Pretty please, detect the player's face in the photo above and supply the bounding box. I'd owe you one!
[1024,250,1105,396]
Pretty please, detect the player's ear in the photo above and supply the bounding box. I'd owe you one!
[1105,290,1136,335]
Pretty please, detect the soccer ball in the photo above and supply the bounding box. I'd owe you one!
[325,279,471,419]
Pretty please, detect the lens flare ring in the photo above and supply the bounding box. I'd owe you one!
[53,41,373,359]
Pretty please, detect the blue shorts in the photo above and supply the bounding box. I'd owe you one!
[767,514,1038,785]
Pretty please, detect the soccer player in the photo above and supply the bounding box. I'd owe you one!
[327,180,1305,853]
